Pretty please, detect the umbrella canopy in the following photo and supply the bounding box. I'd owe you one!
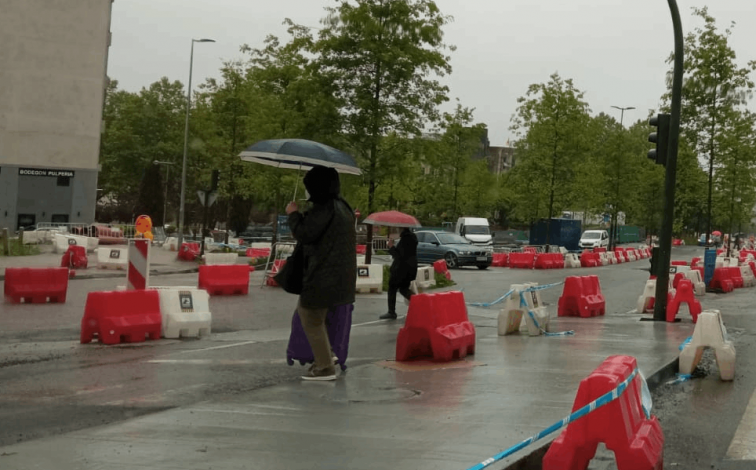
[363,210,421,228]
[712,230,722,237]
[239,139,361,175]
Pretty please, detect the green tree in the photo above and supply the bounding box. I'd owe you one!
[664,7,756,239]
[317,0,453,261]
[133,163,165,223]
[509,73,591,246]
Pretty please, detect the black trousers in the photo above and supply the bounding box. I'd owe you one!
[388,284,414,314]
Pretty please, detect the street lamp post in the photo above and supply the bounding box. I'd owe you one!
[178,38,215,247]
[153,160,176,228]
[609,105,635,251]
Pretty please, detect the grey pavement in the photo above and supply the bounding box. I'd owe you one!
[0,246,716,470]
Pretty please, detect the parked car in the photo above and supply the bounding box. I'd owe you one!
[579,230,609,249]
[415,230,492,269]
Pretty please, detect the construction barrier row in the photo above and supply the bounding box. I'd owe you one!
[501,246,651,270]
[80,287,212,344]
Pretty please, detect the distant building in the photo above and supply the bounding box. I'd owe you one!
[487,146,516,174]
[0,0,113,231]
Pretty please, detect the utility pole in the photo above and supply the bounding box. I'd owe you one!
[610,105,635,250]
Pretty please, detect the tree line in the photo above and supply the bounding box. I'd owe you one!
[98,2,756,240]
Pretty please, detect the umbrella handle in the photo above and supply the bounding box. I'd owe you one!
[292,163,303,202]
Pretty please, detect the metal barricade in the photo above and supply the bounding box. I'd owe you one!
[261,242,296,288]
[372,237,390,252]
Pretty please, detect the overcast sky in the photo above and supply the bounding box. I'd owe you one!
[108,0,756,146]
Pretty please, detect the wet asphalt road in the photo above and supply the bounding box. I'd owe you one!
[7,245,751,469]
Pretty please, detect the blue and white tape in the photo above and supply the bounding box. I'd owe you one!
[519,292,574,337]
[465,367,645,470]
[678,336,692,351]
[467,289,515,308]
[666,373,692,385]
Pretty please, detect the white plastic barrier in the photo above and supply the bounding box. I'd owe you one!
[251,242,272,249]
[97,246,129,270]
[564,253,581,268]
[599,252,609,266]
[163,237,178,251]
[156,288,212,339]
[626,250,637,262]
[684,269,706,296]
[355,264,383,293]
[606,252,617,265]
[356,255,366,265]
[498,283,549,336]
[679,310,735,381]
[740,265,756,287]
[53,233,89,253]
[203,253,239,265]
[415,266,436,290]
[637,278,676,314]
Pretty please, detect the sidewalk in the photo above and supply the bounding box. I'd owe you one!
[0,296,692,470]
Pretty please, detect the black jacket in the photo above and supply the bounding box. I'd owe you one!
[389,229,418,288]
[289,197,356,309]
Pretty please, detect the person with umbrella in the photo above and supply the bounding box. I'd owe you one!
[380,226,419,320]
[285,166,356,381]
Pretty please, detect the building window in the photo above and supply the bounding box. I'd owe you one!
[51,214,69,223]
[57,176,70,186]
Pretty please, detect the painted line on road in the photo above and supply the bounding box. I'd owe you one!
[726,387,756,460]
[176,340,258,354]
[352,315,407,327]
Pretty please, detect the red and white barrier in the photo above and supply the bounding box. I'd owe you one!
[127,239,150,290]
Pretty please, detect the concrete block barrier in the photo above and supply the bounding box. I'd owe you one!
[156,288,212,339]
[356,264,383,293]
[679,310,735,381]
[97,246,128,270]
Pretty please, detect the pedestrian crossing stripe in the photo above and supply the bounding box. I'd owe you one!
[726,387,756,460]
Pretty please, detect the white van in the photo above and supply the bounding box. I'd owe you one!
[455,217,493,245]
[579,230,610,249]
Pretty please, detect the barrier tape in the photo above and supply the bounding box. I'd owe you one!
[678,336,692,351]
[667,373,692,385]
[465,367,644,470]
[519,291,574,337]
[467,289,514,308]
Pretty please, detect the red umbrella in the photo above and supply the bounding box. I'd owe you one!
[363,210,421,228]
[712,230,722,237]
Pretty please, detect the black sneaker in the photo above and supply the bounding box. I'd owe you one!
[379,312,398,320]
[301,366,337,381]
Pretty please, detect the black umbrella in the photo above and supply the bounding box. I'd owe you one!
[239,139,361,176]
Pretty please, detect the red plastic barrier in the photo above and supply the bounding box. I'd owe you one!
[433,259,452,280]
[199,264,250,295]
[670,260,687,267]
[593,247,607,253]
[716,249,724,256]
[356,244,367,255]
[691,257,702,267]
[80,290,161,344]
[667,278,702,323]
[4,267,69,304]
[580,251,600,268]
[558,275,605,318]
[491,253,508,267]
[60,245,88,269]
[396,291,475,362]
[673,238,683,246]
[552,253,565,269]
[750,261,756,278]
[543,355,664,470]
[509,252,535,269]
[178,242,200,261]
[614,249,627,263]
[266,259,287,287]
[726,266,744,289]
[523,246,538,254]
[709,268,734,293]
[245,247,271,259]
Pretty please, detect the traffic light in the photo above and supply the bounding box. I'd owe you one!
[648,114,670,166]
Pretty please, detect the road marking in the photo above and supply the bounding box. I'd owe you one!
[726,387,756,460]
[176,340,257,354]
[352,315,406,327]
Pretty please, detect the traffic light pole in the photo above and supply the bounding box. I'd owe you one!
[652,0,684,321]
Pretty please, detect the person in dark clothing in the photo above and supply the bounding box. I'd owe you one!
[286,166,356,381]
[380,227,418,320]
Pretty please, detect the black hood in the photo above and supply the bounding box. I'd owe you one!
[303,165,341,204]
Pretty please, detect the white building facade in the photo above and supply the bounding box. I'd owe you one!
[0,0,113,231]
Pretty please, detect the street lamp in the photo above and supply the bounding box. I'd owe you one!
[609,106,635,250]
[178,38,215,247]
[153,160,176,228]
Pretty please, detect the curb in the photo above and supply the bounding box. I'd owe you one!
[501,356,679,470]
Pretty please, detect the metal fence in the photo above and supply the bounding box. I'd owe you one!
[33,222,137,240]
